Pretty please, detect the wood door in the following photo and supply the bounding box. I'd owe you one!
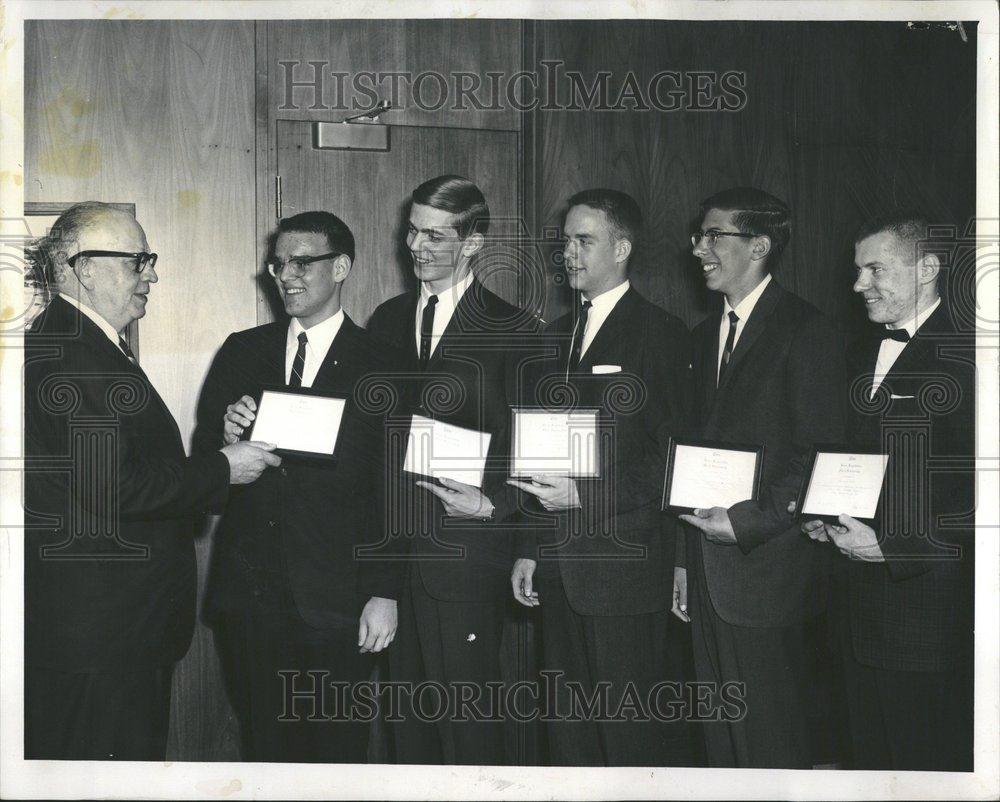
[268,121,522,326]
[268,121,542,763]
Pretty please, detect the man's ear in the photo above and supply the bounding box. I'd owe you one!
[750,235,772,262]
[461,232,485,259]
[332,254,352,283]
[614,238,633,264]
[65,252,96,290]
[917,252,941,287]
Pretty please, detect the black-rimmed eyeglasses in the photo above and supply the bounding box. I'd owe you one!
[691,230,756,248]
[68,250,158,273]
[266,251,342,278]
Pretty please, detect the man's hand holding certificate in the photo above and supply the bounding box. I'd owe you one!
[797,448,889,562]
[241,388,347,459]
[663,440,764,546]
[403,415,491,488]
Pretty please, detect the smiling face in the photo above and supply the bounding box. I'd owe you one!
[853,230,928,326]
[406,203,481,294]
[74,211,156,333]
[692,208,768,306]
[272,230,347,328]
[562,204,630,299]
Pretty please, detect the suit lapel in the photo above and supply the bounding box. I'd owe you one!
[311,314,357,390]
[427,278,485,369]
[699,317,720,413]
[714,279,784,397]
[52,298,186,448]
[576,287,637,374]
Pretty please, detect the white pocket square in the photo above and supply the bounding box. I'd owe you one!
[592,364,622,374]
[890,394,915,399]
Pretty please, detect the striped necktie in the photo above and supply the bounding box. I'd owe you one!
[289,331,308,387]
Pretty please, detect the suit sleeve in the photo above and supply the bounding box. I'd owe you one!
[729,313,847,552]
[879,347,975,581]
[353,343,408,600]
[25,345,230,524]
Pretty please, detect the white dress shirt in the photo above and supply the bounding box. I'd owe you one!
[718,273,772,381]
[579,280,630,360]
[414,271,476,360]
[286,309,345,388]
[870,296,941,397]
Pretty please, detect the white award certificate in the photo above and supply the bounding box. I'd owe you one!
[510,408,599,477]
[664,442,761,512]
[249,389,346,458]
[403,415,492,488]
[800,451,888,521]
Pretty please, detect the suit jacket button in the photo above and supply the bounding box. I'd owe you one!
[280,467,288,477]
[268,520,277,528]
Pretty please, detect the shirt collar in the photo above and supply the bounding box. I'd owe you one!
[288,308,345,353]
[584,280,630,310]
[723,273,772,322]
[420,270,475,307]
[67,295,122,345]
[887,296,941,338]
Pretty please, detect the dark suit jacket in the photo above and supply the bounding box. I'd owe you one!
[840,302,974,672]
[517,287,693,617]
[193,314,402,630]
[685,278,847,628]
[24,296,230,671]
[366,279,541,603]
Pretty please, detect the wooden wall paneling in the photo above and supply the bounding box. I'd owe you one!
[274,121,519,326]
[25,19,256,761]
[532,21,976,331]
[266,20,521,131]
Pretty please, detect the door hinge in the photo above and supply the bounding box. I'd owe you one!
[275,174,282,220]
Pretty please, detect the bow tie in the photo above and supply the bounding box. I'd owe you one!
[880,328,910,343]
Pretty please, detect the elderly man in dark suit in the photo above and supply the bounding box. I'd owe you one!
[673,187,847,768]
[802,213,975,771]
[366,175,540,765]
[510,189,693,766]
[193,211,402,763]
[24,201,278,760]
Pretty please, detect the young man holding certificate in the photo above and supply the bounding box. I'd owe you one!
[674,187,847,768]
[509,189,693,766]
[801,214,975,771]
[193,211,401,762]
[366,175,541,765]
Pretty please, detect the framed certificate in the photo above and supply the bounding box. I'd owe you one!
[661,438,764,515]
[795,445,889,526]
[403,414,492,488]
[509,407,600,478]
[246,385,347,461]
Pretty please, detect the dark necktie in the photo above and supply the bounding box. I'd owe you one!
[118,335,138,365]
[717,310,739,386]
[568,299,592,374]
[289,331,308,388]
[419,294,439,367]
[880,328,910,343]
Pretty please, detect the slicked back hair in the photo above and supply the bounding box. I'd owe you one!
[566,188,642,254]
[412,175,490,240]
[699,187,791,265]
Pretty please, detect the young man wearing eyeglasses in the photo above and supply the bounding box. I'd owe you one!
[24,202,280,760]
[192,211,402,762]
[671,187,847,768]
